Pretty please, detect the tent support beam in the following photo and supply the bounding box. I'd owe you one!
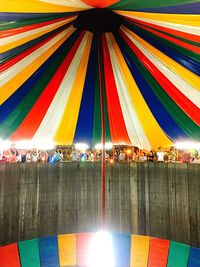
[98,34,106,230]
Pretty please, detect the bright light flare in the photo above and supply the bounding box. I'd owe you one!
[126,149,131,155]
[88,231,115,267]
[0,140,12,150]
[14,140,55,150]
[75,143,89,152]
[95,142,113,150]
[175,142,200,149]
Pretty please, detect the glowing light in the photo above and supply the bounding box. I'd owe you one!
[15,141,34,150]
[126,149,131,155]
[34,140,55,150]
[110,159,114,164]
[88,231,115,267]
[175,142,200,149]
[95,143,113,150]
[75,143,89,152]
[14,140,55,150]
[0,140,12,150]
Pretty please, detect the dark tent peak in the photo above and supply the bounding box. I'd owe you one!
[74,8,123,33]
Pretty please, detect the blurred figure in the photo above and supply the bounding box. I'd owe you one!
[148,150,155,162]
[119,150,125,162]
[156,147,165,162]
[181,150,191,163]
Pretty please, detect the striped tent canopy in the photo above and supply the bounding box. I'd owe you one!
[1,0,200,150]
[0,232,200,267]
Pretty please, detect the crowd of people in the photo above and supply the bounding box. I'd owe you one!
[0,146,200,164]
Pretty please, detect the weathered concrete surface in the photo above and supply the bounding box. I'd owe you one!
[0,162,199,246]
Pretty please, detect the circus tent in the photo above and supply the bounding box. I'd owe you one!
[0,0,200,150]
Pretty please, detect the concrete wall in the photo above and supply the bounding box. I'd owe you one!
[0,162,199,246]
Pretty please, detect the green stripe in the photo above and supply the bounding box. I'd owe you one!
[120,34,200,140]
[18,239,41,267]
[110,0,199,10]
[125,21,200,63]
[0,13,75,31]
[167,241,190,267]
[0,31,81,139]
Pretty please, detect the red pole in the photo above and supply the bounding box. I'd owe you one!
[98,34,106,229]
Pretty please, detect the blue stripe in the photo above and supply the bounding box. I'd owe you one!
[0,12,69,20]
[138,2,200,14]
[74,35,98,145]
[38,236,59,267]
[124,22,200,76]
[188,247,200,267]
[115,33,188,142]
[0,30,81,124]
[112,233,131,267]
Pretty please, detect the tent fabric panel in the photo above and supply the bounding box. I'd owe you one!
[115,33,189,142]
[0,243,21,267]
[110,0,200,11]
[18,239,41,267]
[102,34,131,145]
[109,33,172,149]
[188,247,200,267]
[77,233,95,266]
[130,235,150,267]
[10,30,84,141]
[38,236,59,267]
[147,238,170,267]
[167,241,190,267]
[54,32,93,144]
[112,233,131,267]
[58,234,77,266]
[138,2,200,14]
[73,34,98,145]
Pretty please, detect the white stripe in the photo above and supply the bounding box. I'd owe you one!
[1,16,76,45]
[106,33,151,150]
[120,13,200,36]
[0,27,73,87]
[33,32,90,142]
[40,0,92,8]
[123,29,200,109]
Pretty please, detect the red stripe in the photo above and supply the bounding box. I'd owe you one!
[148,238,170,267]
[0,27,70,72]
[121,30,200,126]
[126,17,200,43]
[10,32,85,141]
[0,244,20,267]
[129,20,200,54]
[0,16,74,38]
[102,34,131,144]
[77,233,95,266]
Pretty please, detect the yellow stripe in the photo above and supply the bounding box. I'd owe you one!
[54,33,93,144]
[0,28,75,105]
[122,26,200,92]
[0,17,76,53]
[109,33,172,149]
[58,234,77,266]
[115,10,200,27]
[130,235,150,267]
[0,0,86,12]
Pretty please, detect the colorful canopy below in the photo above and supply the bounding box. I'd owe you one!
[0,232,199,267]
[0,0,200,149]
